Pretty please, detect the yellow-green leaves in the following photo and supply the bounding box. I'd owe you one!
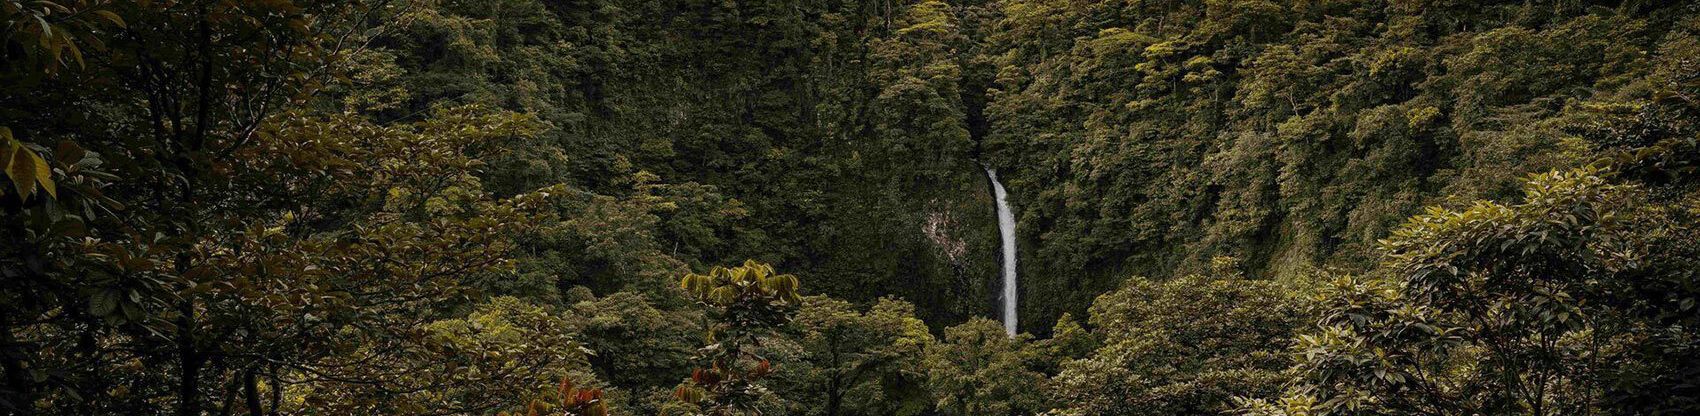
[762,273,799,295]
[678,260,804,307]
[674,261,804,414]
[708,286,737,305]
[680,271,711,294]
[0,127,56,201]
[90,10,125,28]
[2,0,129,75]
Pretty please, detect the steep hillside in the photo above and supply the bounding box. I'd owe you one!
[983,0,1700,328]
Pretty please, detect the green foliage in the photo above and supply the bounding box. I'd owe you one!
[772,296,935,416]
[1051,262,1307,416]
[671,260,803,416]
[408,297,600,414]
[501,378,612,416]
[360,0,1007,329]
[0,0,126,207]
[5,0,1700,415]
[1241,163,1700,416]
[568,291,701,413]
[923,318,1052,416]
[678,260,804,325]
[984,0,1700,331]
[0,0,125,75]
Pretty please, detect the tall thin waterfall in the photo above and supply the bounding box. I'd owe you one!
[984,166,1017,336]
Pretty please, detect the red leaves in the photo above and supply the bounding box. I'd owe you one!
[691,368,721,385]
[577,389,603,405]
[751,359,772,378]
[673,384,706,405]
[552,377,608,416]
[503,377,608,416]
[557,378,575,398]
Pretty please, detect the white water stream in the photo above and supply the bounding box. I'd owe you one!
[984,167,1017,336]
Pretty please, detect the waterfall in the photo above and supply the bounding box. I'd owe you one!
[984,166,1017,336]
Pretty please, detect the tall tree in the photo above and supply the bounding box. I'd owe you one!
[773,297,934,416]
[671,260,804,416]
[1051,258,1307,416]
[1241,161,1700,416]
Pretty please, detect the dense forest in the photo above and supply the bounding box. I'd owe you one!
[2,0,1697,415]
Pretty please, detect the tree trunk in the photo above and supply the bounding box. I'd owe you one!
[268,366,282,416]
[244,368,263,416]
[826,386,842,416]
[178,301,204,416]
[0,325,37,415]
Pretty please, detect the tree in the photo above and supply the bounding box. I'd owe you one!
[773,296,934,416]
[500,378,612,416]
[982,0,1700,331]
[567,290,702,414]
[2,1,418,413]
[1240,164,1700,416]
[922,318,1050,416]
[0,0,125,206]
[1050,258,1307,416]
[670,260,804,416]
[407,297,601,414]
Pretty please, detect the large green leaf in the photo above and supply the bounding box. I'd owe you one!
[89,290,118,317]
